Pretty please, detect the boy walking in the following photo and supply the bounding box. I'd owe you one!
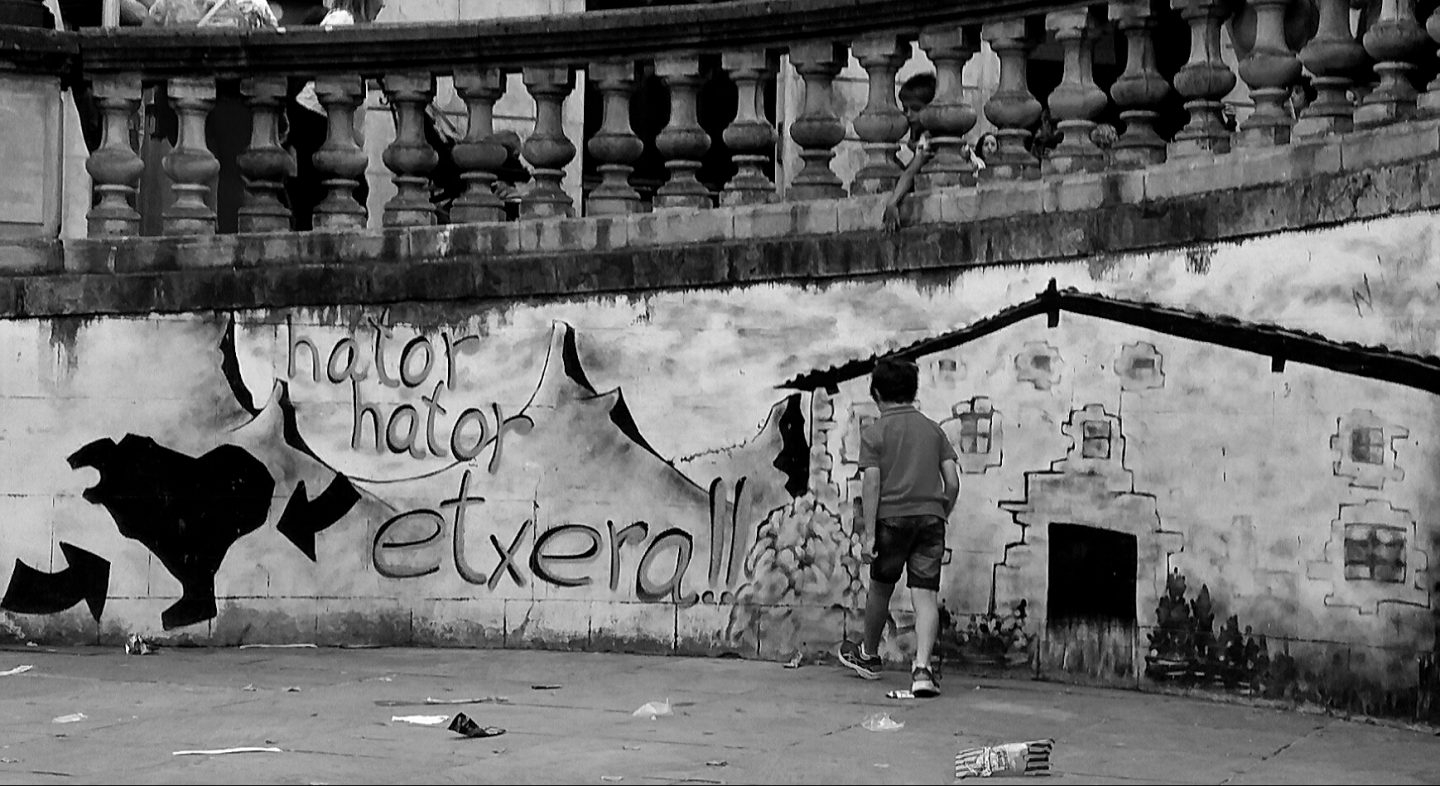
[838,358,960,697]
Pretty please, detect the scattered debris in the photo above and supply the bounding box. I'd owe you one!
[0,758,18,764]
[447,713,505,739]
[600,777,623,783]
[373,697,510,707]
[391,715,450,726]
[886,689,917,700]
[861,712,903,732]
[51,713,87,724]
[283,686,302,693]
[124,635,154,655]
[531,684,562,690]
[0,665,33,677]
[783,653,804,669]
[238,643,317,649]
[376,676,393,682]
[632,699,673,720]
[241,684,257,692]
[24,642,36,648]
[954,739,1054,779]
[622,745,641,751]
[705,760,728,767]
[173,747,284,756]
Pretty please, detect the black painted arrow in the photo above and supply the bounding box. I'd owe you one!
[277,475,360,561]
[1,542,110,621]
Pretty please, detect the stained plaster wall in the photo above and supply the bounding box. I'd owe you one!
[0,211,1437,704]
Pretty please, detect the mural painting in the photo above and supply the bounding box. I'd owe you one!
[0,212,1438,722]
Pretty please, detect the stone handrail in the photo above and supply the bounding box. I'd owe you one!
[4,0,1439,247]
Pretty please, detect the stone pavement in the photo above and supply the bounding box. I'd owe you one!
[0,644,1435,785]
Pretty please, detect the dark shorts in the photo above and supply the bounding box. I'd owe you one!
[870,514,946,591]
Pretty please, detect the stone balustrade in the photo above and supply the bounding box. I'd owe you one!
[4,0,1440,241]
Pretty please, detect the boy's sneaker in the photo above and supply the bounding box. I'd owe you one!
[837,640,882,680]
[911,665,940,697]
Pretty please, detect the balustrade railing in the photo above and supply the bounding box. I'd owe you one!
[7,0,1440,240]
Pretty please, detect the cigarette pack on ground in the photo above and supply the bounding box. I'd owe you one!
[954,738,1054,779]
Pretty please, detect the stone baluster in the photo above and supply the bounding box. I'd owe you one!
[918,25,981,188]
[1045,8,1110,173]
[654,55,712,209]
[1109,0,1172,166]
[787,42,848,200]
[586,60,644,215]
[1356,0,1428,124]
[850,34,910,196]
[982,19,1044,179]
[236,76,293,232]
[450,68,507,225]
[721,49,778,206]
[161,77,220,235]
[1415,1,1440,112]
[85,74,144,237]
[520,66,577,219]
[1235,0,1304,145]
[1297,0,1371,134]
[381,72,439,227]
[311,75,369,230]
[1169,0,1238,156]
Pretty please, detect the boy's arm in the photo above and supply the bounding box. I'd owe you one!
[882,147,931,232]
[860,466,881,557]
[940,458,959,517]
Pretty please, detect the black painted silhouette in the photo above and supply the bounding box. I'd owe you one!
[68,435,275,630]
[0,542,110,622]
[277,476,361,561]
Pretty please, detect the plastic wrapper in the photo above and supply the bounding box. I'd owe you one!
[954,739,1053,779]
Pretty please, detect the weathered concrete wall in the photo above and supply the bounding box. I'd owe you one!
[1,207,1437,720]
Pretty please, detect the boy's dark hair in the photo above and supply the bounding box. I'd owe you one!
[898,72,937,104]
[870,358,919,403]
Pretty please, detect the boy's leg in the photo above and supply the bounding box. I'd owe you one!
[862,578,897,657]
[911,586,939,669]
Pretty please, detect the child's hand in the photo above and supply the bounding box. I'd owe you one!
[882,200,902,233]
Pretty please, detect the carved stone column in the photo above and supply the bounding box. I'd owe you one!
[520,65,577,219]
[1109,0,1172,166]
[850,34,910,195]
[1235,0,1304,145]
[85,74,144,238]
[1045,8,1109,173]
[721,49,778,206]
[450,68,507,224]
[312,75,369,230]
[918,25,981,189]
[1298,0,1371,134]
[236,75,293,233]
[787,42,848,200]
[161,77,219,235]
[1169,0,1238,156]
[654,55,712,209]
[1416,1,1440,112]
[982,18,1044,179]
[1355,0,1428,124]
[586,60,644,215]
[382,72,439,227]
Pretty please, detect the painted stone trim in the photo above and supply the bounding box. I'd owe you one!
[1308,499,1430,615]
[1015,342,1063,390]
[1330,409,1408,490]
[1116,341,1164,390]
[941,396,1003,475]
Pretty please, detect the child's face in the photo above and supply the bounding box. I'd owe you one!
[901,93,927,134]
[980,135,998,156]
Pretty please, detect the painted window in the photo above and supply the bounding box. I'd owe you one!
[1343,523,1406,582]
[1030,355,1052,372]
[1081,420,1111,459]
[1349,427,1385,465]
[958,411,992,454]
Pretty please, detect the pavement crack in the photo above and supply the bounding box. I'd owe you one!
[1217,721,1330,785]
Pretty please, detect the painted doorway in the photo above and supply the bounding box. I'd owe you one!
[1045,522,1138,682]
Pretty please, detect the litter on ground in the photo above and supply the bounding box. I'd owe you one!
[0,665,32,677]
[172,747,284,756]
[391,715,449,726]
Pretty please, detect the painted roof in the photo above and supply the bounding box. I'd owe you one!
[780,279,1440,396]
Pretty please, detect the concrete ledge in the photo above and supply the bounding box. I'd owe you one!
[5,117,1440,318]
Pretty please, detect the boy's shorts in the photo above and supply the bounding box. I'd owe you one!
[870,514,946,591]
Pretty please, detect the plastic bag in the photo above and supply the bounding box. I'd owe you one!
[861,712,904,731]
[631,698,673,719]
[954,739,1054,779]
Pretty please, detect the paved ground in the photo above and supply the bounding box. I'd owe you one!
[0,644,1435,785]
